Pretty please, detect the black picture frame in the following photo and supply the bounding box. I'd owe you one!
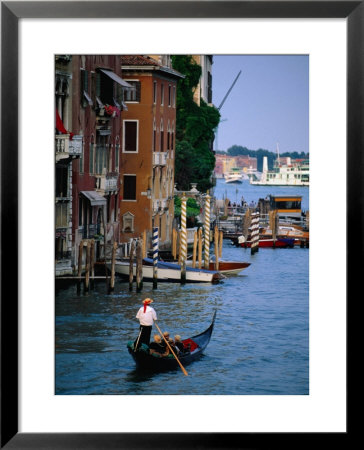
[1,1,358,448]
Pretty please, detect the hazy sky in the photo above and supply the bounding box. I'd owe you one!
[211,55,309,154]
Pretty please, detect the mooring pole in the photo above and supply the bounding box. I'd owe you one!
[129,239,135,291]
[251,211,260,254]
[198,228,203,269]
[136,238,143,292]
[180,194,187,283]
[152,227,159,289]
[204,194,211,269]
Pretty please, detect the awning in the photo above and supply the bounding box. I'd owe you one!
[81,191,106,206]
[99,69,134,89]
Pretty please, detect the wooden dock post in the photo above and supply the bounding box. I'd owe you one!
[192,230,197,268]
[85,240,91,292]
[172,228,177,261]
[129,239,135,291]
[214,226,219,271]
[77,240,84,293]
[90,239,95,289]
[152,227,159,289]
[219,230,223,258]
[136,238,143,292]
[204,194,211,269]
[198,228,203,269]
[142,230,147,258]
[109,241,117,291]
[180,194,187,283]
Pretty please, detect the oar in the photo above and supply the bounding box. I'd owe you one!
[134,328,143,352]
[154,322,188,376]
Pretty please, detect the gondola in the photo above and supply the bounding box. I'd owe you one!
[127,311,217,371]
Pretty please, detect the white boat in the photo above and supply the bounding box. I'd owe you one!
[107,258,223,283]
[250,149,309,186]
[224,167,243,184]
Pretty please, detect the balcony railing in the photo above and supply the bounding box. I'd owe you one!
[55,134,82,161]
[95,173,119,193]
[69,135,83,156]
[153,152,167,166]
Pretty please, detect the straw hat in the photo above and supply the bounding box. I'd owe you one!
[142,298,153,304]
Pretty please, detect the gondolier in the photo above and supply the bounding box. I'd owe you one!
[134,298,157,350]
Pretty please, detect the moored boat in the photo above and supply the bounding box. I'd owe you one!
[127,311,217,371]
[238,236,295,248]
[187,259,251,275]
[107,258,224,283]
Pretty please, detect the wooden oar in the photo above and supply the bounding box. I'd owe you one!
[154,322,188,376]
[134,328,143,352]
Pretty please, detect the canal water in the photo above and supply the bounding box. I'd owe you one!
[56,180,309,395]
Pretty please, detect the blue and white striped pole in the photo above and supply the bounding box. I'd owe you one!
[152,227,159,288]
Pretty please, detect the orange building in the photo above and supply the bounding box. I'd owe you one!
[120,55,184,250]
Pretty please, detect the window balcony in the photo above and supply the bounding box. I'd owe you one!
[95,173,119,194]
[153,152,168,166]
[55,134,82,162]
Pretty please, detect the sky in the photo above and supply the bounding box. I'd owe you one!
[211,55,309,155]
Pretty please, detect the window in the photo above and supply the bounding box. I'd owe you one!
[123,120,138,152]
[56,165,68,197]
[123,175,136,200]
[115,138,120,171]
[89,140,95,174]
[95,135,109,175]
[160,84,164,105]
[168,84,171,106]
[81,69,92,107]
[153,81,157,104]
[55,203,68,228]
[160,120,164,152]
[173,86,176,107]
[124,80,141,102]
[153,119,157,152]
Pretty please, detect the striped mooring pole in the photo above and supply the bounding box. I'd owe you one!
[204,194,211,269]
[250,211,260,254]
[180,194,187,283]
[152,227,159,288]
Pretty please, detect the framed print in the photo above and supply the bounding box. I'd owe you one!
[1,0,359,448]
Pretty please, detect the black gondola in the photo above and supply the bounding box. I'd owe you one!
[127,311,217,371]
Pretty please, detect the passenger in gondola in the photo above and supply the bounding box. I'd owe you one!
[135,298,157,350]
[149,335,169,357]
[174,335,191,354]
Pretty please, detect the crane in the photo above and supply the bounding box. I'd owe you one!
[217,70,242,111]
[214,70,242,151]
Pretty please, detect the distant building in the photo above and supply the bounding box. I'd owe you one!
[120,55,184,249]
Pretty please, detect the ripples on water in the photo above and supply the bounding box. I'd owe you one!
[56,242,309,395]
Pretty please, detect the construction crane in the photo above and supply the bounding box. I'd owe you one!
[214,70,242,151]
[218,70,242,111]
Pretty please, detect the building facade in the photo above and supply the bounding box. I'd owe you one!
[120,55,184,250]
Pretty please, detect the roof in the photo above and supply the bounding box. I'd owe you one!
[121,55,185,79]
